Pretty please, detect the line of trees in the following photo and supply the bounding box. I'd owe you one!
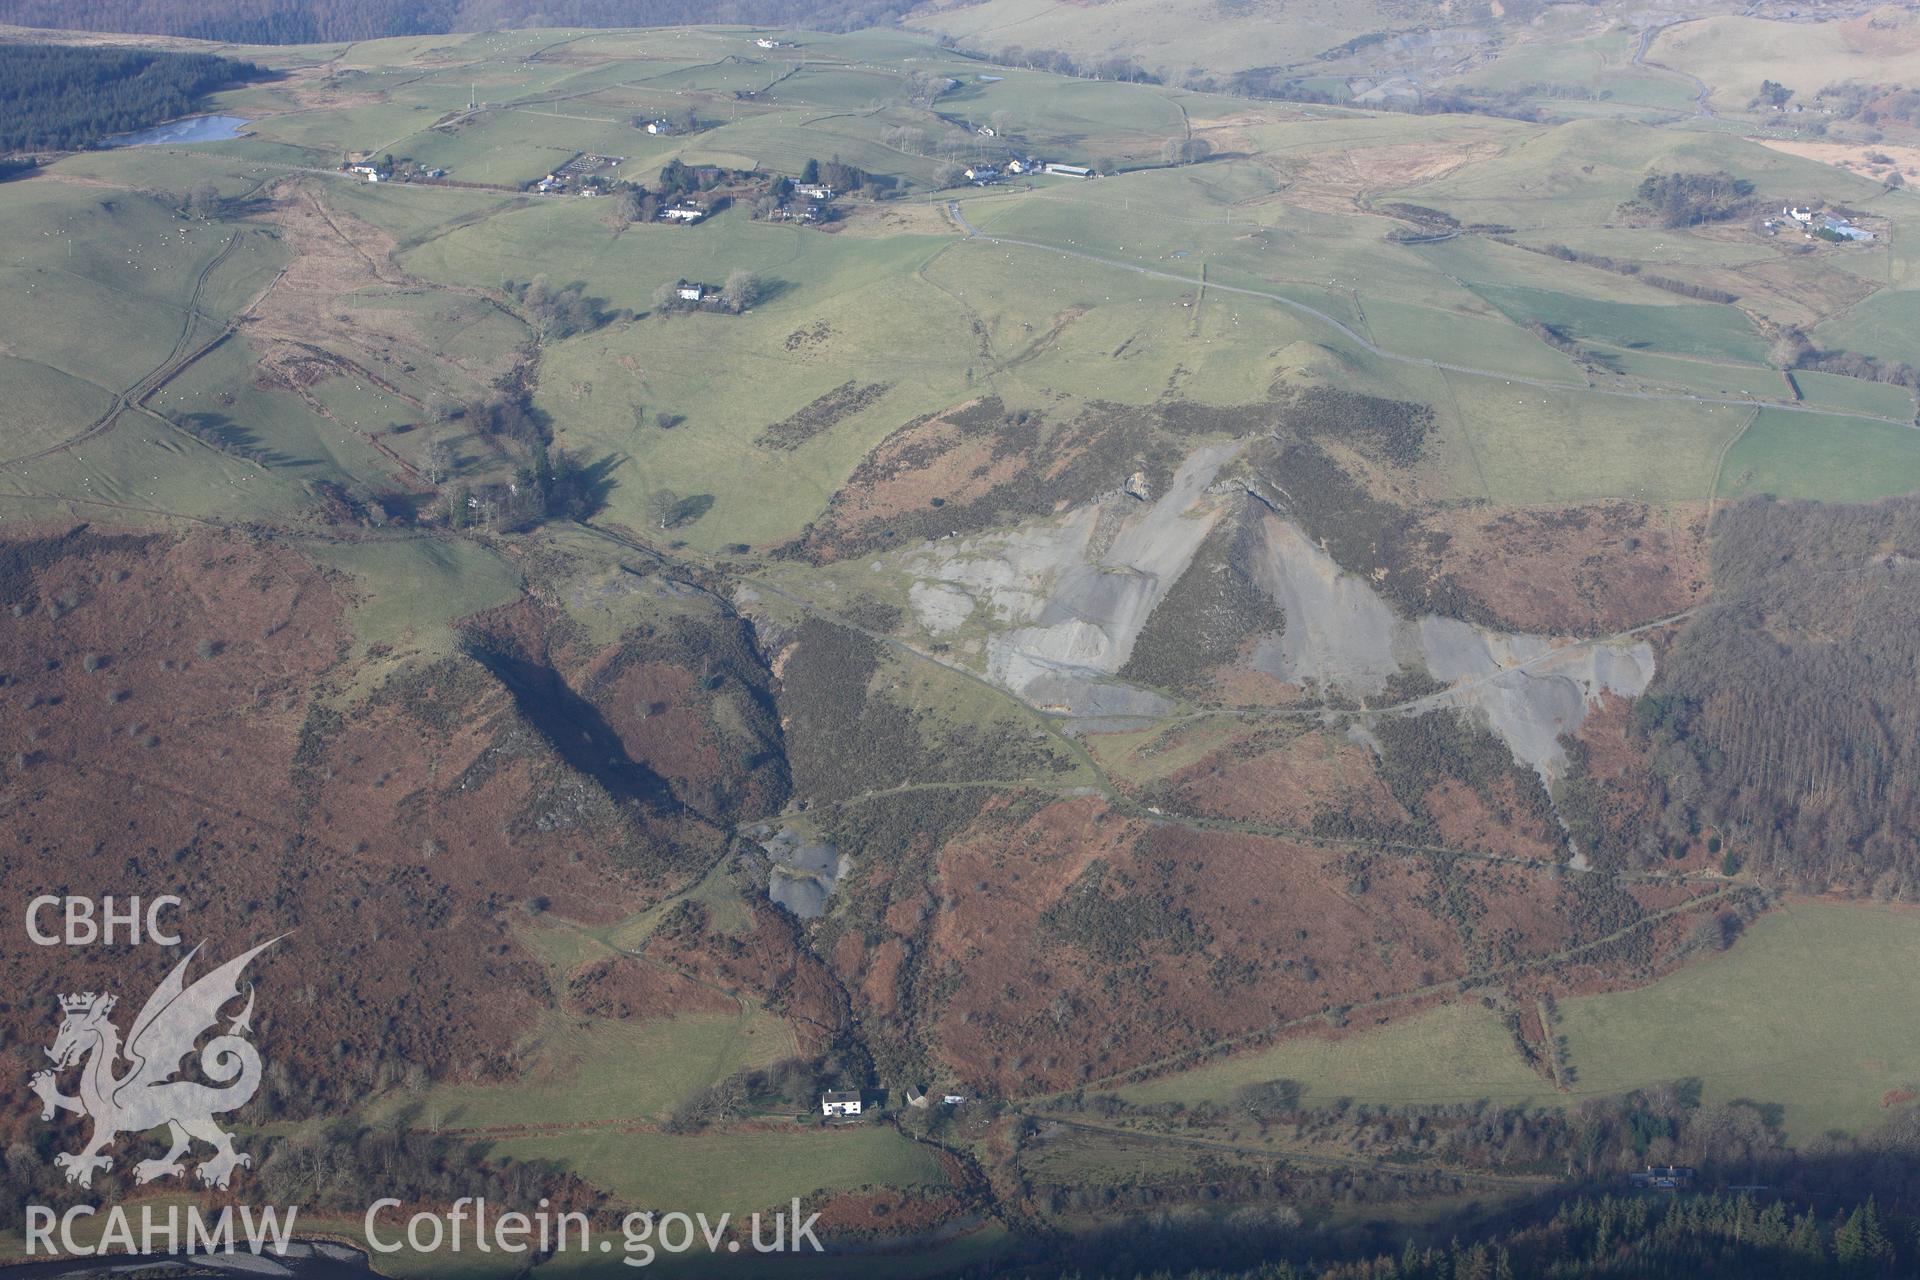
[1808,80,1920,131]
[1033,1080,1920,1277]
[1186,67,1549,123]
[1772,327,1920,390]
[978,43,1158,84]
[1519,241,1741,303]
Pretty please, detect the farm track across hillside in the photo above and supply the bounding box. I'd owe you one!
[946,203,1911,427]
[0,230,257,469]
[799,774,1725,889]
[1633,21,1713,118]
[1073,882,1747,1093]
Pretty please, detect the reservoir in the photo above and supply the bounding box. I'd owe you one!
[107,114,251,146]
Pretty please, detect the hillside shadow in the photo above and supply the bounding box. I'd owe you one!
[557,452,622,522]
[464,642,676,813]
[665,492,714,528]
[750,277,795,307]
[173,411,303,466]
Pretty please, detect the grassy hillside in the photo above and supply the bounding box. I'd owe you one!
[904,0,1391,79]
[1650,13,1920,116]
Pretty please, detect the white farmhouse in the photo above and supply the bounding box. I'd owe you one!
[821,1090,862,1117]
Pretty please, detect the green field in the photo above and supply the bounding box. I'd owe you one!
[1472,283,1768,364]
[1553,904,1920,1142]
[1120,903,1920,1144]
[306,537,524,667]
[495,1124,949,1215]
[1790,369,1917,420]
[1816,289,1920,368]
[1436,372,1750,505]
[414,1006,796,1129]
[1603,349,1789,401]
[1119,1002,1549,1111]
[1389,118,1880,233]
[1718,406,1920,503]
[1455,29,1702,116]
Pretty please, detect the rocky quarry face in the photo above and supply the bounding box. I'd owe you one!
[905,442,1240,723]
[898,441,1654,786]
[755,825,849,919]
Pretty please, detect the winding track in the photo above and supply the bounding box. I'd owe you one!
[0,230,254,469]
[1632,21,1713,118]
[1071,881,1746,1093]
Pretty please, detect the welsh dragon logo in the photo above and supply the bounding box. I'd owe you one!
[29,938,279,1190]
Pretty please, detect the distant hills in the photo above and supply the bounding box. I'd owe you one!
[0,0,917,44]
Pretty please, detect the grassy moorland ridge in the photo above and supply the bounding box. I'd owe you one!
[1,10,1920,1275]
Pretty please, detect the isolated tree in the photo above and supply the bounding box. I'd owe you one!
[905,70,946,105]
[989,110,1013,137]
[1161,136,1212,165]
[1769,326,1814,369]
[800,157,820,184]
[710,1074,746,1124]
[512,276,596,338]
[614,183,646,223]
[720,269,761,313]
[651,280,679,312]
[420,433,450,486]
[647,487,682,530]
